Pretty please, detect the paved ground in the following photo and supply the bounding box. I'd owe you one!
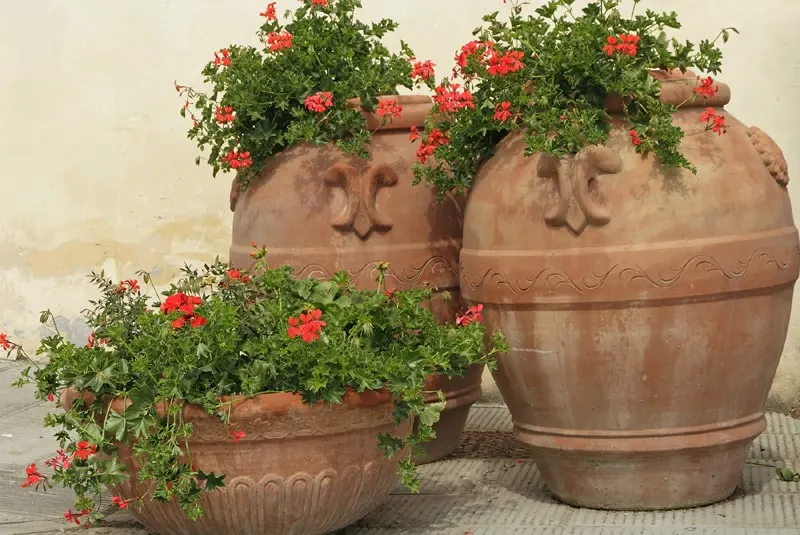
[2,359,800,535]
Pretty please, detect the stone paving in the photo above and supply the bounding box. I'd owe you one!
[2,359,799,535]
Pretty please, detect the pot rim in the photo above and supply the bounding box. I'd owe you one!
[347,94,431,131]
[61,386,394,423]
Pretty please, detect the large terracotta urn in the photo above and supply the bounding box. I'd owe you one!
[460,71,799,509]
[71,389,407,535]
[229,95,481,463]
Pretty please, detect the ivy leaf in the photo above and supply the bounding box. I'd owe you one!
[104,409,128,442]
[776,467,800,482]
[418,399,446,428]
[196,470,226,491]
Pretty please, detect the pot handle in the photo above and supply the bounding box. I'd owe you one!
[746,126,789,186]
[538,145,623,235]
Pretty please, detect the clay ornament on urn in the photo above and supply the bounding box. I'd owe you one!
[414,0,798,510]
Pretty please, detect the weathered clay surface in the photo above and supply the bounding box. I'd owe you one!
[106,390,407,535]
[460,70,800,509]
[229,96,479,463]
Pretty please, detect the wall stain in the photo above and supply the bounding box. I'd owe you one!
[2,214,232,285]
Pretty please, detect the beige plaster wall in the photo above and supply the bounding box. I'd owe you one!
[1,0,798,409]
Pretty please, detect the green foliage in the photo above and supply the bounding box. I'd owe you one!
[178,0,434,191]
[15,248,506,522]
[413,0,736,198]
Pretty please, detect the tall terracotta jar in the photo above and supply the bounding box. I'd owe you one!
[460,71,799,509]
[230,95,481,464]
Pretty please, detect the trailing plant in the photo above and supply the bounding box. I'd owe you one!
[9,246,506,526]
[412,0,737,198]
[176,0,437,192]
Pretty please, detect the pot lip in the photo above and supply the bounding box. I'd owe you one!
[605,68,731,111]
[61,386,394,420]
[348,94,431,131]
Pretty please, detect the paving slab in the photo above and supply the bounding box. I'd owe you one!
[1,361,799,535]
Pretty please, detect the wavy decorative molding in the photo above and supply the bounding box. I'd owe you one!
[463,249,792,296]
[294,255,458,287]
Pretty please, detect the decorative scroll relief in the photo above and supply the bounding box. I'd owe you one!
[293,256,458,290]
[325,162,398,239]
[746,126,789,186]
[538,145,623,235]
[460,228,800,304]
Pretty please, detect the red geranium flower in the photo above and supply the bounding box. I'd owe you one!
[456,304,484,326]
[260,2,277,20]
[376,99,403,119]
[304,91,333,113]
[493,101,513,122]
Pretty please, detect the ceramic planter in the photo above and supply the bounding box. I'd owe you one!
[229,95,480,463]
[459,71,799,509]
[63,388,407,535]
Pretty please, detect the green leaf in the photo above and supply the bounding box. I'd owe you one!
[196,470,226,491]
[105,409,128,442]
[418,399,446,427]
[776,467,800,482]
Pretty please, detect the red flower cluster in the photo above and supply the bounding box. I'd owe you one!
[433,84,475,113]
[493,101,513,122]
[86,331,109,348]
[231,430,246,443]
[415,128,449,164]
[64,508,91,526]
[287,309,326,343]
[695,76,719,99]
[111,496,128,510]
[223,150,253,169]
[455,40,495,74]
[304,91,333,113]
[602,34,639,56]
[487,50,524,76]
[310,0,327,5]
[376,99,403,119]
[73,441,97,462]
[45,449,72,471]
[22,463,44,488]
[160,292,206,329]
[267,31,293,52]
[384,288,397,299]
[215,106,235,124]
[700,107,727,135]
[0,333,11,350]
[214,49,232,67]
[630,129,642,146]
[411,59,435,80]
[409,125,419,142]
[260,2,277,20]
[117,279,140,293]
[456,304,484,326]
[226,268,249,283]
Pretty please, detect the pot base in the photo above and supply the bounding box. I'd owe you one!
[416,364,484,465]
[516,413,764,510]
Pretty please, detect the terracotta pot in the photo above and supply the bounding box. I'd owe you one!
[229,95,480,463]
[414,363,485,463]
[460,70,799,510]
[62,388,407,535]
